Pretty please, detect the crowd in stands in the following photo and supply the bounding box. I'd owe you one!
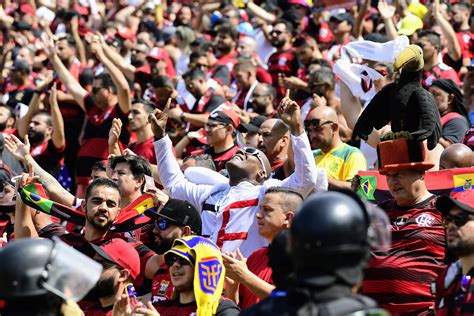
[0,0,473,315]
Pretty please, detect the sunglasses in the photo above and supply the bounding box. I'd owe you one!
[304,119,333,131]
[243,147,267,179]
[166,254,192,267]
[443,212,474,228]
[155,218,176,231]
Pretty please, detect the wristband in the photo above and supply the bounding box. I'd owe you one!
[180,112,186,123]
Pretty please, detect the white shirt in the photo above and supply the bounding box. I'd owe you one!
[154,133,327,257]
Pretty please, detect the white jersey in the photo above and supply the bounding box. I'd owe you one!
[154,133,327,257]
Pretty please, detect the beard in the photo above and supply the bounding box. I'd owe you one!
[87,274,117,299]
[131,58,144,68]
[27,130,46,145]
[251,100,269,114]
[271,39,286,48]
[86,211,115,230]
[151,235,176,254]
[448,239,474,257]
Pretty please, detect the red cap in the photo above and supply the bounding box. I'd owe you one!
[117,28,136,41]
[19,4,35,16]
[147,47,168,61]
[91,238,140,280]
[437,190,474,215]
[208,105,240,128]
[74,5,89,16]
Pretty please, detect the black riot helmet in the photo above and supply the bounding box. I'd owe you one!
[0,238,102,302]
[290,190,390,287]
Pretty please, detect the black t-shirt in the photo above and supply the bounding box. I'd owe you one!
[443,117,470,144]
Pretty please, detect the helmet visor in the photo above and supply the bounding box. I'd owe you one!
[41,238,103,302]
[365,202,392,253]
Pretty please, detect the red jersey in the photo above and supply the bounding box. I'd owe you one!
[30,138,65,178]
[129,136,157,164]
[82,304,113,316]
[77,94,130,179]
[151,263,175,303]
[362,196,446,315]
[38,222,155,287]
[215,51,239,72]
[267,50,301,103]
[192,145,240,172]
[434,261,474,316]
[239,247,273,311]
[422,63,461,89]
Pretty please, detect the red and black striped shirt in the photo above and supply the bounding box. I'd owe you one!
[362,195,446,315]
[267,50,301,103]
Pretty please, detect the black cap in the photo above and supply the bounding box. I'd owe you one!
[238,115,268,133]
[147,199,202,235]
[330,12,354,27]
[0,168,12,187]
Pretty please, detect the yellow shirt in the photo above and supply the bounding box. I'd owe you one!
[313,143,367,181]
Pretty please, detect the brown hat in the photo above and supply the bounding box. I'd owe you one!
[377,138,434,175]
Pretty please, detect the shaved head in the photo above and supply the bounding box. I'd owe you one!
[258,119,289,164]
[439,143,473,170]
[307,106,338,123]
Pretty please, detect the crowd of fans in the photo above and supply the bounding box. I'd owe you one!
[0,0,472,315]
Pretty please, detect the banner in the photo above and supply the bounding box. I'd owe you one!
[357,167,474,203]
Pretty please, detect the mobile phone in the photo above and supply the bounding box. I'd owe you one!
[144,175,156,191]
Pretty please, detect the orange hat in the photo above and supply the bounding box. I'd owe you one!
[377,138,434,175]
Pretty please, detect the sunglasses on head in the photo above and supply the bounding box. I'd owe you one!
[243,147,267,179]
[443,212,474,228]
[166,254,192,267]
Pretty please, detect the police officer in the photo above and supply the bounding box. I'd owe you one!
[242,190,391,315]
[0,238,102,315]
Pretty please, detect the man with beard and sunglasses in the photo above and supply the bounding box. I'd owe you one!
[434,190,474,315]
[149,93,326,258]
[83,238,141,315]
[147,198,202,303]
[305,106,366,190]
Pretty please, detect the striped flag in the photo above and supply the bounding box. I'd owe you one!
[19,183,156,232]
[357,167,474,203]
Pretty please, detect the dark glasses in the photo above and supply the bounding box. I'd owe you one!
[443,212,474,228]
[156,218,174,231]
[166,254,191,267]
[304,119,333,131]
[243,147,267,179]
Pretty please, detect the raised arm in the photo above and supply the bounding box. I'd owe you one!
[70,16,87,64]
[98,34,136,82]
[378,1,398,41]
[277,90,328,196]
[90,35,131,114]
[433,0,461,62]
[49,84,66,150]
[4,134,75,206]
[149,99,211,208]
[42,34,88,111]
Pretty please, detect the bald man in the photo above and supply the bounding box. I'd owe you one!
[305,106,366,189]
[439,143,473,170]
[257,119,290,180]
